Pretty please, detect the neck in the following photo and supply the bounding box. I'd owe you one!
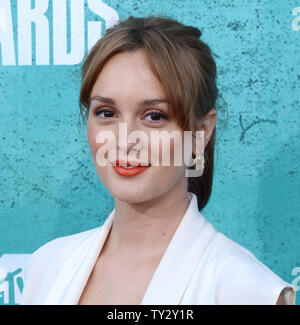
[105,186,190,259]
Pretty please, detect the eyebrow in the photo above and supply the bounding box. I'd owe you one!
[90,95,168,108]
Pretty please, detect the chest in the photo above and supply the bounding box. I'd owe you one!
[78,253,161,305]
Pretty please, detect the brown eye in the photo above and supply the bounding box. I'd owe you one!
[95,108,115,118]
[145,111,168,122]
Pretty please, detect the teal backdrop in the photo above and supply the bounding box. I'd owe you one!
[0,0,299,305]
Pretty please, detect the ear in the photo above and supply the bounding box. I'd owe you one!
[192,109,217,155]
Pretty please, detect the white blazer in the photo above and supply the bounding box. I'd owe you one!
[21,192,296,305]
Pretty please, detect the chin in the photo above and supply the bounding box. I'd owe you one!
[96,166,157,203]
[109,185,149,204]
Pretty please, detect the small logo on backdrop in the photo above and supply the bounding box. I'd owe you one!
[292,7,300,31]
[0,254,31,305]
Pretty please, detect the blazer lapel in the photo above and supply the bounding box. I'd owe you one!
[43,192,215,305]
[140,192,216,305]
[43,209,115,305]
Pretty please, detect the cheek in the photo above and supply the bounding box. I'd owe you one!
[87,122,102,163]
[88,119,115,169]
[87,119,100,157]
[158,133,184,166]
[154,135,186,182]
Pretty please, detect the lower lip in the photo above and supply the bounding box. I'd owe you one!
[112,165,151,177]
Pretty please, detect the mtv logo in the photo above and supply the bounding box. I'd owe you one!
[0,254,31,305]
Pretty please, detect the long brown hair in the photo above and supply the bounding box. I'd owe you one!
[79,15,219,211]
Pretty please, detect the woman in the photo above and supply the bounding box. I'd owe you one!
[21,15,295,305]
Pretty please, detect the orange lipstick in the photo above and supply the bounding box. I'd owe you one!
[112,160,151,177]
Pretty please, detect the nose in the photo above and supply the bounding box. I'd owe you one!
[116,121,142,159]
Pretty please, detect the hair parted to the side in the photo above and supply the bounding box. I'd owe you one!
[79,15,219,212]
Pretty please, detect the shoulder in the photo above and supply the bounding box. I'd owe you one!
[32,226,101,259]
[209,232,296,305]
[21,226,101,304]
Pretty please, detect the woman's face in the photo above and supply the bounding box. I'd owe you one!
[87,49,189,204]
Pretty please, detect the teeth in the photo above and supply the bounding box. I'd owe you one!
[117,164,150,168]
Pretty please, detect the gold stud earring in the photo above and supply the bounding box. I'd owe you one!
[193,154,205,171]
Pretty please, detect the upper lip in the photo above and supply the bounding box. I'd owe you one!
[114,159,151,167]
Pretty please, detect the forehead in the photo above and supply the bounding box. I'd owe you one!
[91,50,165,100]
